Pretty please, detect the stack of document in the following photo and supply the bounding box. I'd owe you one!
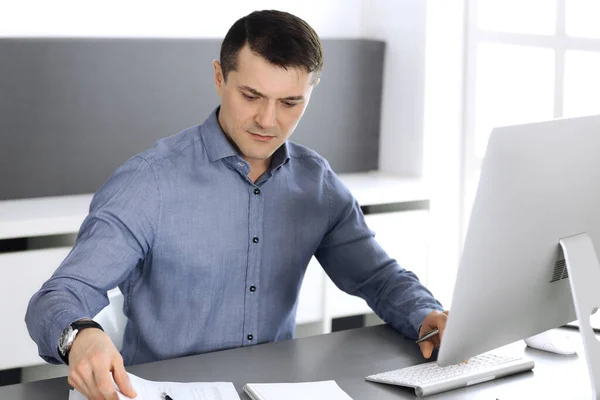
[68,373,354,400]
[68,373,240,400]
[243,380,353,400]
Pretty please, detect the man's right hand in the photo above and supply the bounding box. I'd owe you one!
[67,328,137,400]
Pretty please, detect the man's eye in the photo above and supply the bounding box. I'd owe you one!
[282,101,298,108]
[242,93,258,101]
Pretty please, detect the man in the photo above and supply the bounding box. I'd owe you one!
[26,9,446,400]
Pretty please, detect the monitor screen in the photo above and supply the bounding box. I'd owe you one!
[438,115,600,366]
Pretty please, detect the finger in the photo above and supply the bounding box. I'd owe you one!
[94,368,119,400]
[86,379,104,400]
[72,363,98,399]
[437,316,448,342]
[68,373,93,399]
[419,340,434,359]
[83,359,108,400]
[112,359,136,398]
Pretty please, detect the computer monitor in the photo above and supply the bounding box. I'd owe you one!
[437,114,600,379]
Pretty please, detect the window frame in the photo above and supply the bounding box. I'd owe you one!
[462,0,600,232]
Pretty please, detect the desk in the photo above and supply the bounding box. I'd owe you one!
[0,325,593,399]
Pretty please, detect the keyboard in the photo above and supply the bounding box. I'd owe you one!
[366,353,534,397]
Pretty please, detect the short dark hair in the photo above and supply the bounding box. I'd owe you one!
[220,10,324,84]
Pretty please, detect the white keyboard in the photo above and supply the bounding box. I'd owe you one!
[366,353,534,397]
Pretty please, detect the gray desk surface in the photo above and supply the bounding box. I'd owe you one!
[0,325,593,399]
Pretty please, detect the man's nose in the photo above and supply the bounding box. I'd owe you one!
[255,101,277,129]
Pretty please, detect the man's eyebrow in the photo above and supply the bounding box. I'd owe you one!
[239,85,304,102]
[280,95,304,101]
[239,86,265,97]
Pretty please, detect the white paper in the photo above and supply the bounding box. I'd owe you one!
[68,372,240,400]
[244,380,353,400]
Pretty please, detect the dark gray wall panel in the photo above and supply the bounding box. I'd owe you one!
[0,38,383,200]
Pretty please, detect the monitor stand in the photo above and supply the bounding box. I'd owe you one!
[560,233,600,399]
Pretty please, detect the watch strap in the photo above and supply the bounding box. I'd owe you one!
[58,319,104,365]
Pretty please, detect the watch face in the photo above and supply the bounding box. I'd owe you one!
[59,325,77,355]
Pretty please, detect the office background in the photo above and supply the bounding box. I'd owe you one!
[0,0,463,307]
[0,0,452,271]
[0,38,384,199]
[2,0,599,388]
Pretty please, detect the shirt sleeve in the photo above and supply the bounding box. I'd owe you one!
[314,166,443,340]
[25,156,160,364]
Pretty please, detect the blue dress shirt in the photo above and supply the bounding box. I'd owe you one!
[26,108,443,366]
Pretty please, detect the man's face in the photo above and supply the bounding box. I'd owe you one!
[213,45,317,164]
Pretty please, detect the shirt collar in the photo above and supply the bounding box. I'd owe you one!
[201,106,291,169]
[270,140,290,170]
[201,107,239,162]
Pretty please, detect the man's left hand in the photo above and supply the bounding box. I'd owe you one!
[418,310,449,359]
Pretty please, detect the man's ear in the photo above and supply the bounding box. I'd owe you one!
[213,60,225,96]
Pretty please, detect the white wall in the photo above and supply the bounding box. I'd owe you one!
[0,0,364,38]
[361,0,465,305]
[362,0,428,177]
[422,0,466,306]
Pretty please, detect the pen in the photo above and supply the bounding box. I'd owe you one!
[415,328,439,344]
[161,393,174,400]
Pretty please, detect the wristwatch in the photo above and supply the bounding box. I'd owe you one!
[57,319,104,365]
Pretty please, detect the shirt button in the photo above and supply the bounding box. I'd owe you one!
[252,237,259,244]
[253,188,261,195]
[247,334,254,341]
[249,285,256,292]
